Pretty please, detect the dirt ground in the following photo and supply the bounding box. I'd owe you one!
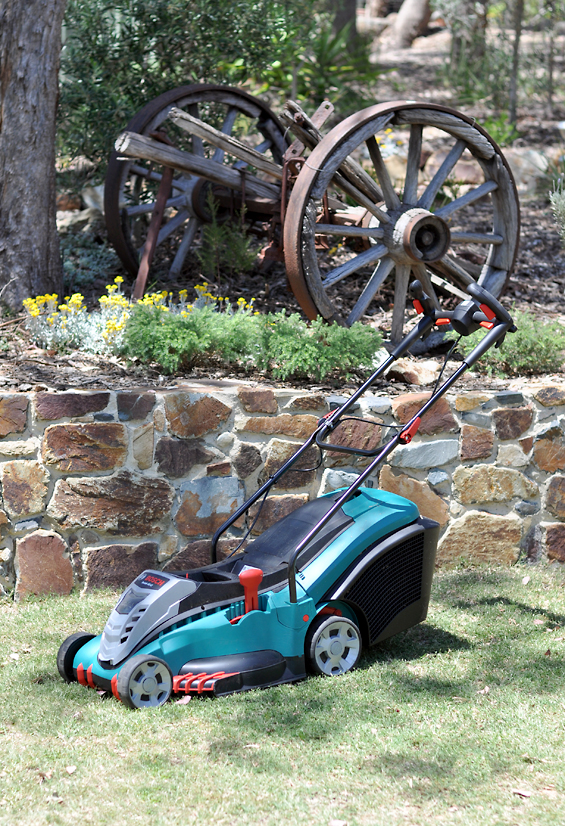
[3,28,565,395]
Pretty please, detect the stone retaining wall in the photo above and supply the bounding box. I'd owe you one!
[2,380,565,599]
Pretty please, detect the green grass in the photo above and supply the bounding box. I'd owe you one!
[1,566,565,825]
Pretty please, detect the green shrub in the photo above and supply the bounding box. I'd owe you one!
[550,178,565,244]
[59,230,122,291]
[255,312,382,380]
[195,197,256,280]
[453,309,565,376]
[122,303,382,380]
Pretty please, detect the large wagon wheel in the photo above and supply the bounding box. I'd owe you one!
[284,101,520,341]
[104,84,288,280]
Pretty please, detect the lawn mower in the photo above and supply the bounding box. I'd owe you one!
[57,281,515,708]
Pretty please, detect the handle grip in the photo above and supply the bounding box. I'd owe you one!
[466,283,513,326]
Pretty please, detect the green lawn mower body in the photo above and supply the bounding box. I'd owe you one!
[58,281,516,708]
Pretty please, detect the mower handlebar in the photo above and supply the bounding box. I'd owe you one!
[466,282,513,326]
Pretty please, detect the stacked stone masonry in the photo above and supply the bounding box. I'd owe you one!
[3,381,565,599]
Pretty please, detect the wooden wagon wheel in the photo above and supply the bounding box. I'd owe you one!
[283,101,520,341]
[104,83,288,280]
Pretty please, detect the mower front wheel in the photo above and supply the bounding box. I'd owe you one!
[305,615,362,677]
[117,655,173,709]
[57,632,95,683]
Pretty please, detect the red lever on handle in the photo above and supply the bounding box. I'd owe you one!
[238,567,263,613]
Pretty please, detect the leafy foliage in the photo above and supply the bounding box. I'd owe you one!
[195,196,256,280]
[480,112,519,147]
[122,303,382,380]
[255,18,374,112]
[453,308,565,376]
[59,0,314,169]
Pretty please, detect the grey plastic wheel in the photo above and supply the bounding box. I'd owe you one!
[116,655,173,709]
[305,615,362,677]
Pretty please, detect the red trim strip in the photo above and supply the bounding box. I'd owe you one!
[435,318,450,326]
[480,320,494,329]
[86,665,96,689]
[111,674,121,701]
[413,299,423,314]
[76,663,87,687]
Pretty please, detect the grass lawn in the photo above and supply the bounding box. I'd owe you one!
[1,565,565,825]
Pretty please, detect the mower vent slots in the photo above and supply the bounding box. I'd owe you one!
[121,611,145,644]
[346,533,425,644]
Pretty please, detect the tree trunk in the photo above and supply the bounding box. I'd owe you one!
[508,0,525,124]
[389,0,431,49]
[0,0,66,312]
[546,0,556,117]
[327,0,359,47]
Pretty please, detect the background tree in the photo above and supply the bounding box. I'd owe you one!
[0,0,67,310]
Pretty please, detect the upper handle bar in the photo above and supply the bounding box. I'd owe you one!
[466,282,513,326]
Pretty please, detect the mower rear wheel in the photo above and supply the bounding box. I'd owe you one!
[57,632,95,683]
[117,655,173,709]
[305,615,362,677]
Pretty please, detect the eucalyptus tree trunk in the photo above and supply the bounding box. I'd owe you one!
[327,0,359,47]
[0,0,66,312]
[389,0,431,49]
[508,0,525,124]
[546,0,556,117]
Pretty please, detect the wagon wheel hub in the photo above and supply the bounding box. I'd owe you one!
[389,208,451,264]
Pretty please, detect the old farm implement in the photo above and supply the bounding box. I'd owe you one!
[105,84,520,340]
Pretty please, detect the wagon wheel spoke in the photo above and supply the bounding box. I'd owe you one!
[126,193,186,217]
[430,255,474,289]
[450,231,503,245]
[128,164,190,191]
[155,210,190,246]
[403,124,423,205]
[322,244,388,289]
[428,272,469,301]
[347,257,395,325]
[365,136,400,210]
[435,179,498,220]
[412,262,441,308]
[212,106,240,163]
[315,224,385,240]
[391,264,412,343]
[417,140,466,210]
[169,218,202,278]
